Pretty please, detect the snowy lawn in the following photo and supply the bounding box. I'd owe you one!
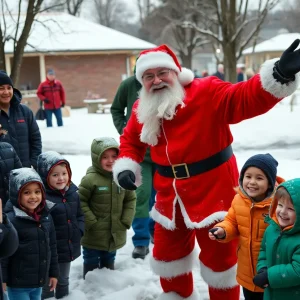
[37,97,300,300]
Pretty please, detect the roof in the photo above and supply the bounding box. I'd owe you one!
[3,12,156,54]
[243,33,300,55]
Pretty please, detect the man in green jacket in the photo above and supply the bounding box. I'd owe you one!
[111,75,155,259]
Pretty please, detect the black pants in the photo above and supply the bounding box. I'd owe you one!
[243,287,264,300]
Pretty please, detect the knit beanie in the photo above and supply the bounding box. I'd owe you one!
[0,70,13,87]
[239,153,278,192]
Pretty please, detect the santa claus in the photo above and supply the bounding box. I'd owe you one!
[113,41,300,300]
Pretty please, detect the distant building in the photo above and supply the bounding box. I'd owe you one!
[4,13,155,112]
[242,33,300,72]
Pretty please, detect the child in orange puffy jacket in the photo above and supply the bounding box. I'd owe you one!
[208,153,284,300]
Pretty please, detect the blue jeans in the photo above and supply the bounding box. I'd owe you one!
[7,287,42,300]
[44,108,63,127]
[82,247,116,267]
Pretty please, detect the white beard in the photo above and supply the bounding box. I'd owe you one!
[136,77,185,146]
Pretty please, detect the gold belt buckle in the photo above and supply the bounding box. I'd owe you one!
[171,163,190,179]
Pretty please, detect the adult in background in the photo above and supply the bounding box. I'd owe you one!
[112,41,300,300]
[0,71,42,169]
[111,75,156,259]
[37,69,65,127]
[213,63,225,80]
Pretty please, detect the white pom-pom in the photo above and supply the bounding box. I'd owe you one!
[178,68,194,86]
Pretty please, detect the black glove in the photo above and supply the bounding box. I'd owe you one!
[44,98,50,104]
[117,170,137,190]
[61,104,65,108]
[253,267,269,289]
[277,39,300,79]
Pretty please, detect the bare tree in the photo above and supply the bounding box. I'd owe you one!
[142,0,210,68]
[0,0,66,85]
[183,0,280,82]
[45,0,85,16]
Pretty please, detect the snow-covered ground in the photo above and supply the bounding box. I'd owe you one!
[37,96,300,300]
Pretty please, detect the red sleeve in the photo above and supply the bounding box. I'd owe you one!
[119,101,148,163]
[59,81,66,105]
[36,82,46,101]
[208,74,282,124]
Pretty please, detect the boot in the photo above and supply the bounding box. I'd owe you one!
[42,285,55,299]
[100,261,115,270]
[132,246,149,259]
[83,263,99,279]
[55,284,69,299]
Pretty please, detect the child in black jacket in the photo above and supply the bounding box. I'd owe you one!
[0,142,22,207]
[2,168,59,300]
[37,151,84,299]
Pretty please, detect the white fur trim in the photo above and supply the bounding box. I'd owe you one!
[200,261,238,289]
[150,179,227,229]
[136,51,180,83]
[178,68,194,86]
[260,58,300,98]
[112,157,142,187]
[150,248,198,278]
[158,290,199,300]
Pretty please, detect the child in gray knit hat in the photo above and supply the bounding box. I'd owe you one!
[208,153,284,300]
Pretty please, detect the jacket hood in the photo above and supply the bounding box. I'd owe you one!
[37,151,71,190]
[10,88,22,106]
[90,137,119,175]
[9,168,46,208]
[269,178,300,234]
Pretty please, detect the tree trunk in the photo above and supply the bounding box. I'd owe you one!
[0,27,6,71]
[179,51,192,69]
[223,43,237,83]
[10,1,37,86]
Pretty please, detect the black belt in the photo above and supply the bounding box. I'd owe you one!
[156,145,233,179]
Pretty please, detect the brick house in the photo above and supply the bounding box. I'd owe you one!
[4,13,156,113]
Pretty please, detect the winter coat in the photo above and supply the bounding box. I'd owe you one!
[78,137,136,252]
[2,168,59,288]
[37,151,84,263]
[213,71,225,81]
[115,72,285,231]
[0,213,19,300]
[37,78,66,110]
[256,179,300,300]
[0,142,22,206]
[110,75,152,163]
[214,176,285,292]
[0,88,42,168]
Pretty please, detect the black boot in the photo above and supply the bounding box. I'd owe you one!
[132,246,149,259]
[100,261,115,270]
[83,264,99,279]
[55,284,69,299]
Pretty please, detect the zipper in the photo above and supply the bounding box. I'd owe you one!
[249,202,255,276]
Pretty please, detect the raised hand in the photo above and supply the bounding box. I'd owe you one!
[118,170,137,190]
[278,39,300,78]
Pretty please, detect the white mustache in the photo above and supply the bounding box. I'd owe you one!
[150,82,169,92]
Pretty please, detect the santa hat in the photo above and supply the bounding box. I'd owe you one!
[135,44,194,86]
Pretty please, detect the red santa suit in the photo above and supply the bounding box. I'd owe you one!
[113,46,300,300]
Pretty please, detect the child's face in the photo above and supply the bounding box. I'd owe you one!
[242,167,270,201]
[20,182,42,213]
[276,197,296,228]
[100,149,118,172]
[48,164,69,190]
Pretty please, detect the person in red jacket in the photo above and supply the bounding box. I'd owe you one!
[37,69,66,127]
[112,40,300,300]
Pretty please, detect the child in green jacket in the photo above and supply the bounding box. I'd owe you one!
[78,137,136,279]
[254,178,300,299]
